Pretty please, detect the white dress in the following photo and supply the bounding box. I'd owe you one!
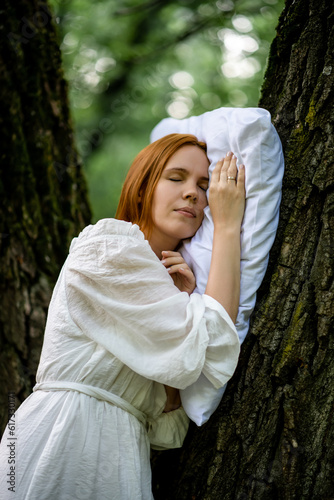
[0,219,240,500]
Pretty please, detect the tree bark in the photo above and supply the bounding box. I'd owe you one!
[152,0,334,498]
[0,0,91,433]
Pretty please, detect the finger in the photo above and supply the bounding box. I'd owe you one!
[161,253,185,266]
[162,257,185,268]
[167,264,186,274]
[220,152,237,185]
[163,260,192,272]
[221,151,233,174]
[227,154,237,174]
[226,155,240,184]
[161,251,182,258]
[211,158,224,184]
[167,265,194,281]
[161,251,182,267]
[236,164,246,190]
[175,267,194,282]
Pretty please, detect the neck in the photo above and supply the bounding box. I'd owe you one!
[147,232,180,259]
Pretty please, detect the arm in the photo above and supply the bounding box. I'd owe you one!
[161,155,244,409]
[205,152,245,323]
[160,251,196,411]
[66,223,239,390]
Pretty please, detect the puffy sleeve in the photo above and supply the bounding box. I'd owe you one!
[65,221,240,390]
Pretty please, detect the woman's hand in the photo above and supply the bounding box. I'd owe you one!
[205,152,246,323]
[163,385,181,413]
[209,151,245,230]
[161,251,196,294]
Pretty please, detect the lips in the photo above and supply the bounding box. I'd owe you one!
[175,206,196,218]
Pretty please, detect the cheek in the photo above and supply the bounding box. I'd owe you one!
[196,194,207,226]
[150,194,158,221]
[199,211,205,224]
[150,186,169,222]
[200,192,208,209]
[192,213,204,236]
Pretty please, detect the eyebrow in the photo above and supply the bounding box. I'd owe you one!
[165,167,209,182]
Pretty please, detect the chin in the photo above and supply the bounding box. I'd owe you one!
[169,220,202,242]
[179,229,198,241]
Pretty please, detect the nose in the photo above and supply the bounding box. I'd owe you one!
[183,189,197,202]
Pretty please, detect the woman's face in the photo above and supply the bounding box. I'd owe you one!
[148,145,209,255]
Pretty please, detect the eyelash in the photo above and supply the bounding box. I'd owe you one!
[169,178,207,191]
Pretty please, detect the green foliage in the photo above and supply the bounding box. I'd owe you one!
[49,0,284,221]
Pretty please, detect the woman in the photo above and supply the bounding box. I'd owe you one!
[0,134,245,499]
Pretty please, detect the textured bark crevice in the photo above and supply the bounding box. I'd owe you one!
[0,1,91,433]
[152,0,334,498]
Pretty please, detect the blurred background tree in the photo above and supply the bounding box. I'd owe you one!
[50,0,284,221]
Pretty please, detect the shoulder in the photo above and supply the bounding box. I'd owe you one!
[67,218,160,274]
[65,218,173,291]
[69,218,145,252]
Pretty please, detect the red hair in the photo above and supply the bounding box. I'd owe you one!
[116,133,207,237]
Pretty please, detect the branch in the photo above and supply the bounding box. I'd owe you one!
[114,0,166,17]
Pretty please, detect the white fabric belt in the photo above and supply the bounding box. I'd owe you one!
[33,381,147,426]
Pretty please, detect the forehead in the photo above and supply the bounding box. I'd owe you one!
[164,145,209,175]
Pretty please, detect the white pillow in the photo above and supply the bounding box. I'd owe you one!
[150,107,284,425]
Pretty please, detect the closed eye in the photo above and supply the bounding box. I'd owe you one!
[170,178,208,191]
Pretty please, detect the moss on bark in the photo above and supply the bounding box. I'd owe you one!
[0,0,91,431]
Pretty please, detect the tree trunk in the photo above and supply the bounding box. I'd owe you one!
[0,0,91,433]
[152,0,334,498]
